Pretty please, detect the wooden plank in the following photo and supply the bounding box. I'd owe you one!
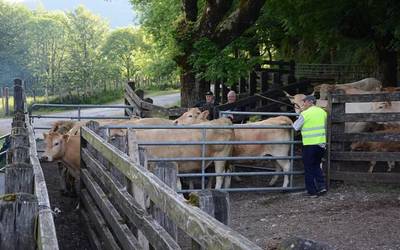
[81,127,262,250]
[79,208,103,250]
[331,92,400,103]
[5,163,34,193]
[81,169,142,250]
[125,85,143,107]
[331,112,400,123]
[331,151,400,162]
[14,79,24,113]
[80,189,120,250]
[330,171,400,183]
[0,193,38,250]
[331,132,400,142]
[25,116,59,250]
[82,148,180,250]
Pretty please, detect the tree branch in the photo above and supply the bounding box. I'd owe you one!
[198,0,233,37]
[182,0,198,22]
[211,0,266,49]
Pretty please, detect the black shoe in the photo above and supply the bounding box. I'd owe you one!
[317,189,327,196]
[302,192,318,198]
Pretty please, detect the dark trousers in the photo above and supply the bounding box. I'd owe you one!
[302,145,326,195]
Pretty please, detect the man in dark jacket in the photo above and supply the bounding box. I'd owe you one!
[195,91,219,120]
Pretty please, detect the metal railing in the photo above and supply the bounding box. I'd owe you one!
[103,111,304,193]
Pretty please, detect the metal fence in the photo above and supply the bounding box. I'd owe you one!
[103,111,305,193]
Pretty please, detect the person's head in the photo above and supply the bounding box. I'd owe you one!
[302,95,316,110]
[227,90,237,103]
[205,91,214,103]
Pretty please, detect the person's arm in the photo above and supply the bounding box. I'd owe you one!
[292,115,304,131]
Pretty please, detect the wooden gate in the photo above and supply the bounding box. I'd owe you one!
[327,90,400,183]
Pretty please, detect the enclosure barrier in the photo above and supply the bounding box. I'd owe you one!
[327,90,400,183]
[80,123,262,250]
[0,79,58,250]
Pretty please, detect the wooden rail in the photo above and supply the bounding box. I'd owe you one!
[327,90,400,184]
[80,125,262,250]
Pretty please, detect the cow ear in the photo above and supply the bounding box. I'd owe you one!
[200,110,209,119]
[62,134,69,141]
[43,133,48,139]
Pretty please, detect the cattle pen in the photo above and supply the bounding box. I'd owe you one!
[1,78,400,250]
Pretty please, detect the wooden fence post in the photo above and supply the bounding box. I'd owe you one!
[191,190,230,249]
[4,87,9,116]
[0,193,38,250]
[14,79,24,113]
[5,163,34,194]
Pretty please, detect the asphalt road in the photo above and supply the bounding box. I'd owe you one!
[0,92,180,137]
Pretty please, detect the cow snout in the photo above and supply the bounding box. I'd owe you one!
[40,155,48,161]
[173,120,179,125]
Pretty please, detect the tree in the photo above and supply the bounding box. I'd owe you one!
[132,0,267,106]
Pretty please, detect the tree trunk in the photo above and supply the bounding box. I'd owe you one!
[180,67,198,107]
[376,48,397,87]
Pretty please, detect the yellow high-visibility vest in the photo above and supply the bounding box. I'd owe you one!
[301,106,327,145]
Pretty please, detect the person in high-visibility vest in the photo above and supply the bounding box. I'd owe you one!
[293,95,327,197]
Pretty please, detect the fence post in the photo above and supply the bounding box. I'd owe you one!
[4,87,9,116]
[248,71,257,96]
[14,79,24,113]
[0,193,38,250]
[191,190,230,249]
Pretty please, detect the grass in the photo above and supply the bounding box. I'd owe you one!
[144,88,180,97]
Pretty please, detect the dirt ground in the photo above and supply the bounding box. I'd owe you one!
[230,181,400,250]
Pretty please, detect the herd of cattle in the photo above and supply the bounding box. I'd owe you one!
[40,77,400,196]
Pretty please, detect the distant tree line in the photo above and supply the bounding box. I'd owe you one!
[0,1,178,102]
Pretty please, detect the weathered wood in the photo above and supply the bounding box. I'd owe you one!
[11,126,27,135]
[80,189,120,250]
[81,127,262,250]
[109,135,128,188]
[81,169,142,250]
[10,134,29,148]
[7,146,30,164]
[330,171,400,184]
[331,151,400,162]
[149,161,178,241]
[4,87,9,116]
[0,193,38,250]
[331,132,400,142]
[25,117,59,250]
[14,79,24,113]
[79,208,103,250]
[191,190,230,250]
[331,92,400,103]
[331,112,400,123]
[82,148,180,250]
[5,163,34,193]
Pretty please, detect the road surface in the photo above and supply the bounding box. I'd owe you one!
[0,92,180,136]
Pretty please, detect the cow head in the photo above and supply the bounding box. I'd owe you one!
[41,132,69,162]
[283,91,308,114]
[174,108,209,125]
[372,101,392,111]
[350,141,370,152]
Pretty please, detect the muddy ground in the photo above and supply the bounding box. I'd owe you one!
[230,181,400,250]
[42,158,400,250]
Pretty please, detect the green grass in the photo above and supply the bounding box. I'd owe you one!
[144,88,180,97]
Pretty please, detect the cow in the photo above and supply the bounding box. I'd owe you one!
[314,77,382,100]
[351,127,400,173]
[174,108,294,187]
[134,117,234,190]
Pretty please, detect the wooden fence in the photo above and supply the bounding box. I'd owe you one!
[79,122,262,250]
[327,90,400,183]
[0,79,58,250]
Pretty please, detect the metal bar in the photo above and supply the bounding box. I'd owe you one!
[32,127,52,130]
[179,186,305,193]
[219,111,298,117]
[290,129,295,188]
[177,171,304,177]
[102,124,294,129]
[137,140,301,146]
[147,155,301,161]
[30,103,132,110]
[78,107,81,121]
[0,133,10,140]
[30,115,130,120]
[201,128,206,189]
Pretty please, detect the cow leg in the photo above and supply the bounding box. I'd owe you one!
[269,160,290,187]
[224,167,231,189]
[57,162,67,195]
[231,165,242,182]
[368,161,377,173]
[177,177,182,191]
[214,161,226,189]
[387,161,395,172]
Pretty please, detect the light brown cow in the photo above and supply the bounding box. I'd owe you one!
[351,127,400,173]
[135,117,234,190]
[175,109,293,187]
[314,77,382,99]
